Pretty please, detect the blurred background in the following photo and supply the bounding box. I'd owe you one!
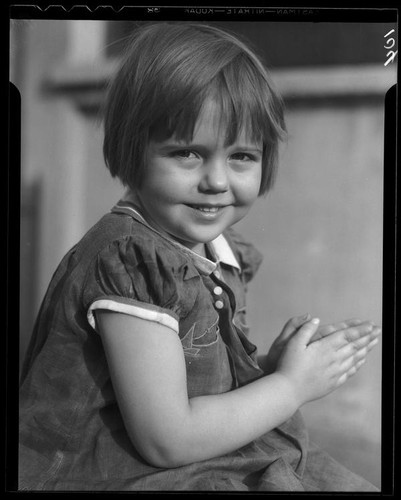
[11,19,396,489]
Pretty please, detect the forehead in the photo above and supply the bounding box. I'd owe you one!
[186,98,261,146]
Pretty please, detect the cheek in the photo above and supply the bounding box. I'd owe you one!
[141,165,178,195]
[235,170,262,204]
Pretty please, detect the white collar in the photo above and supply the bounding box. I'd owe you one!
[209,234,241,270]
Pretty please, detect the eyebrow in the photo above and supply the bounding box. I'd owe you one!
[155,140,263,154]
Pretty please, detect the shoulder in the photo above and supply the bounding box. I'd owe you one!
[79,212,194,312]
[52,211,191,307]
[75,211,183,268]
[223,228,263,283]
[79,213,198,293]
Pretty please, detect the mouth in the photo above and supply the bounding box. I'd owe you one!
[186,204,227,214]
[184,204,230,221]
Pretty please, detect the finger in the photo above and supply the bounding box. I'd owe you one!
[365,336,380,354]
[309,318,365,343]
[325,318,365,334]
[351,357,367,375]
[280,313,311,340]
[325,322,378,350]
[310,324,337,342]
[337,358,367,386]
[295,318,321,346]
[346,325,381,352]
[337,329,380,357]
[342,318,366,328]
[337,335,380,368]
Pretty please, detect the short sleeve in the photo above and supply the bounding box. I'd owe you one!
[224,228,263,283]
[82,235,191,334]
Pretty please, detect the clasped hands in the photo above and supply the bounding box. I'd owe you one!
[261,315,381,403]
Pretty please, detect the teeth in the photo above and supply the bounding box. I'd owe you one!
[195,206,219,213]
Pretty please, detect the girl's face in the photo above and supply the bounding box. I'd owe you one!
[136,100,263,256]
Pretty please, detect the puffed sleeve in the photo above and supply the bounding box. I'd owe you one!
[224,228,264,283]
[82,235,194,334]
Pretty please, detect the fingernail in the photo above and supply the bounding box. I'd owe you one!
[301,313,311,321]
[311,318,320,325]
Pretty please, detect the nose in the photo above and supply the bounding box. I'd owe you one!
[199,158,229,193]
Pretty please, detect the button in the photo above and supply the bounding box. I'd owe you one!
[215,300,224,310]
[213,286,223,296]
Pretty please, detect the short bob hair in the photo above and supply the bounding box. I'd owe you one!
[103,22,286,196]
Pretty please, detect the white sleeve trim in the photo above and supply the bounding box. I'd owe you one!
[87,299,179,334]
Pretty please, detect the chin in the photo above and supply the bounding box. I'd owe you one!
[175,231,219,250]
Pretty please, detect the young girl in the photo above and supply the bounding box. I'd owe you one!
[19,22,381,491]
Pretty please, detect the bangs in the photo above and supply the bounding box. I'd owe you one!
[150,53,286,149]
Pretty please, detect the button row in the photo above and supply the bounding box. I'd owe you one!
[212,270,223,309]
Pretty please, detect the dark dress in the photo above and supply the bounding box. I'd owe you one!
[19,200,378,491]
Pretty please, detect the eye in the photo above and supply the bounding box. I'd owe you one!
[171,149,198,160]
[230,152,257,162]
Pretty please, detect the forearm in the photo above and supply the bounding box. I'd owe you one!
[147,372,299,468]
[98,312,305,470]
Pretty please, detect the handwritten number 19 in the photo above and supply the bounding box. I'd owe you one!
[384,29,397,66]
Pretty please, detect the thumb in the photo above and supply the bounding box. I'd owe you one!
[280,313,311,340]
[293,318,321,347]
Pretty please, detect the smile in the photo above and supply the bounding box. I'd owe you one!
[185,204,228,219]
[186,204,226,213]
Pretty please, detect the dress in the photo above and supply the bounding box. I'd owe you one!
[19,200,378,491]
